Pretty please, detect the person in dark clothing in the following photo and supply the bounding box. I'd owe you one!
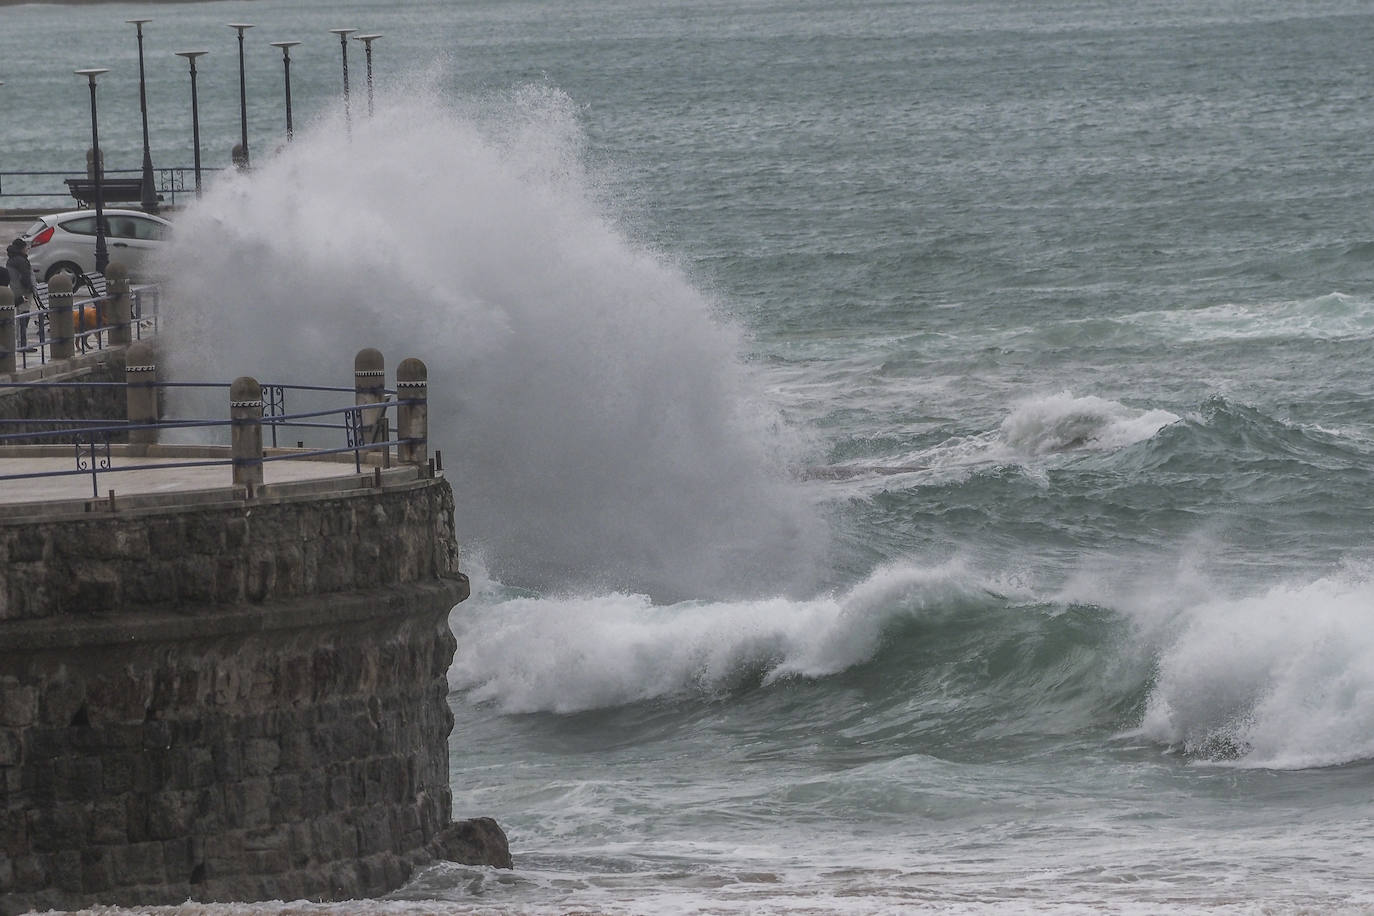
[5,238,37,351]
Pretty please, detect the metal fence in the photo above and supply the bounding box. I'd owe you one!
[8,282,160,373]
[0,379,422,499]
[0,167,219,211]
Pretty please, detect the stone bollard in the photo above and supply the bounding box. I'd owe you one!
[125,341,159,447]
[396,357,428,468]
[0,286,14,374]
[106,261,132,346]
[230,376,264,489]
[355,347,391,467]
[47,272,75,361]
[86,147,103,180]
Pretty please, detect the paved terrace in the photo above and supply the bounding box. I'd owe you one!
[0,450,414,515]
[2,316,435,516]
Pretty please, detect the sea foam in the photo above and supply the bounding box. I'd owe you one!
[1133,566,1374,769]
[448,558,992,714]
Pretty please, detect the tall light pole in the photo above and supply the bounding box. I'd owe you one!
[353,34,382,118]
[74,68,110,274]
[328,28,357,126]
[127,19,158,213]
[269,41,302,142]
[175,51,209,198]
[228,23,254,169]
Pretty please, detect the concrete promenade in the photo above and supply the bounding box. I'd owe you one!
[0,454,371,505]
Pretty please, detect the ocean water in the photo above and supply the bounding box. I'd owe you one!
[6,0,1374,912]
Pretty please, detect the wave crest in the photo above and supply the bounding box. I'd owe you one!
[1135,568,1374,769]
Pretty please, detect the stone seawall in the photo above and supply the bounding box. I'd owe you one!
[0,350,129,444]
[0,473,471,913]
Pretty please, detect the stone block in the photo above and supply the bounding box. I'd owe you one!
[38,676,87,728]
[226,778,271,829]
[87,670,149,725]
[145,517,186,557]
[134,748,172,794]
[12,853,47,892]
[175,557,217,605]
[65,565,122,614]
[212,739,242,783]
[0,677,38,727]
[242,824,289,855]
[288,822,313,869]
[111,839,165,887]
[147,791,193,840]
[0,801,28,856]
[181,746,216,789]
[162,836,194,880]
[101,753,136,795]
[53,849,83,893]
[203,831,243,879]
[0,728,21,766]
[53,755,102,802]
[269,772,302,823]
[183,516,226,556]
[80,844,115,893]
[243,736,280,780]
[223,516,249,551]
[89,799,128,845]
[27,804,88,853]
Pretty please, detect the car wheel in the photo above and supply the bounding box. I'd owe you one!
[44,262,84,286]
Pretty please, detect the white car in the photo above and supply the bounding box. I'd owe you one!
[21,208,171,284]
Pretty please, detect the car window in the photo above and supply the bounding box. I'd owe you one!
[128,218,166,241]
[58,217,97,236]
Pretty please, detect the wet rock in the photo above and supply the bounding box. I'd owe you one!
[435,817,513,869]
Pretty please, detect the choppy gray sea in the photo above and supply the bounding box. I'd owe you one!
[6,0,1374,912]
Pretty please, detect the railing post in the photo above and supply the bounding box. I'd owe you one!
[396,357,427,468]
[106,261,132,346]
[48,272,75,361]
[125,341,158,447]
[0,287,14,374]
[230,375,264,489]
[354,347,390,466]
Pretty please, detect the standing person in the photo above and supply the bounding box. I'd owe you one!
[5,238,37,351]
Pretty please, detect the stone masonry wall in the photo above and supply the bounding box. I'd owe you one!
[0,476,470,914]
[0,353,129,445]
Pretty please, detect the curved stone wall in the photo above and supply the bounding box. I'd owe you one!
[0,474,470,913]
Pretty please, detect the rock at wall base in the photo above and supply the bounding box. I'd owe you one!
[435,817,514,869]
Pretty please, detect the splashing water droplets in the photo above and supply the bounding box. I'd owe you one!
[158,81,823,601]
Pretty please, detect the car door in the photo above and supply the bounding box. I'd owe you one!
[106,216,166,275]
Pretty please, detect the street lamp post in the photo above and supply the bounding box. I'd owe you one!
[328,28,358,126]
[269,41,302,141]
[353,34,382,118]
[175,51,209,197]
[74,68,110,274]
[127,19,158,212]
[228,24,254,168]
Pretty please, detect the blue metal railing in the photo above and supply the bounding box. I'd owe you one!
[7,282,161,371]
[0,381,415,499]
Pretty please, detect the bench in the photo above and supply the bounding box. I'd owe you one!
[64,177,162,209]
